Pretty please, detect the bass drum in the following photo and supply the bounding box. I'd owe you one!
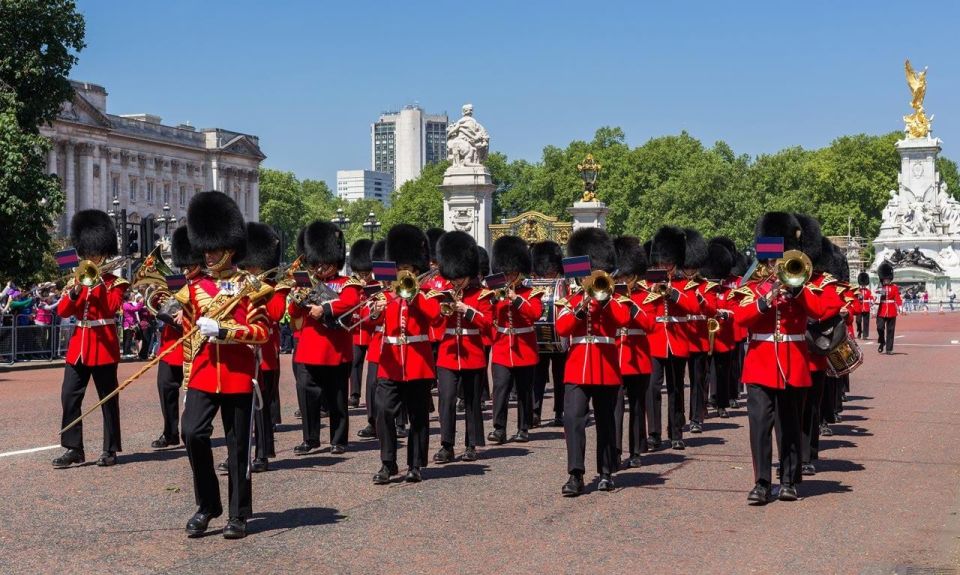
[527,278,569,354]
[825,335,863,377]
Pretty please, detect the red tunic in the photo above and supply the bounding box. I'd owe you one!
[436,284,493,371]
[876,284,901,318]
[57,273,129,366]
[351,277,381,347]
[710,283,737,354]
[259,286,290,371]
[376,291,444,382]
[643,279,701,359]
[422,273,448,343]
[158,323,184,366]
[806,273,846,373]
[615,290,658,376]
[490,286,544,368]
[726,276,749,343]
[556,292,631,385]
[289,275,363,366]
[852,287,873,314]
[682,279,718,354]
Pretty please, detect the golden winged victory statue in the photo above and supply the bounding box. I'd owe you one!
[903,59,932,138]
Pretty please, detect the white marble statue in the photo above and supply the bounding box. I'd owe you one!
[938,246,960,268]
[446,104,489,167]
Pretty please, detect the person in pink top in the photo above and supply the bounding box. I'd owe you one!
[121,292,144,358]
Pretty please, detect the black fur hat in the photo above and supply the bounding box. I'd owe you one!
[567,228,616,273]
[878,261,895,281]
[370,239,386,262]
[813,237,834,273]
[437,231,478,280]
[682,228,708,270]
[170,225,203,268]
[386,224,429,273]
[731,250,751,277]
[349,239,374,272]
[794,213,824,263]
[187,191,246,260]
[701,237,735,280]
[830,245,850,282]
[755,212,802,255]
[613,236,647,277]
[650,226,686,267]
[857,271,870,286]
[301,220,346,268]
[477,246,490,277]
[531,241,564,277]
[70,209,118,258]
[239,222,281,272]
[492,235,532,275]
[426,228,446,263]
[643,240,652,260]
[295,228,306,257]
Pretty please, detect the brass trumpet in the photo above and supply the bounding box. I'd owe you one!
[393,270,420,301]
[440,289,462,316]
[582,270,614,302]
[777,250,813,288]
[73,256,132,288]
[707,317,721,355]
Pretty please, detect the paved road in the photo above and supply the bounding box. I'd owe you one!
[1,313,958,574]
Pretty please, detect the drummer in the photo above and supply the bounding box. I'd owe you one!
[530,241,569,428]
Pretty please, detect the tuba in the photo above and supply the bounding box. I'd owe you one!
[133,247,176,316]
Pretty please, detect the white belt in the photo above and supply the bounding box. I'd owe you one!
[656,316,689,323]
[495,326,535,335]
[751,333,805,343]
[685,315,707,321]
[619,328,646,336]
[570,336,616,345]
[78,319,116,328]
[445,328,480,336]
[384,334,430,345]
[374,326,384,333]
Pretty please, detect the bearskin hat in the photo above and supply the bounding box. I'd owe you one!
[830,245,850,283]
[70,209,118,259]
[813,237,835,273]
[386,224,429,273]
[650,226,686,267]
[794,213,824,263]
[426,228,446,263]
[370,239,386,262]
[437,231,478,280]
[492,235,532,275]
[878,261,895,281]
[682,228,708,270]
[567,228,616,273]
[755,212,802,255]
[295,228,306,257]
[531,241,564,277]
[701,237,735,280]
[477,246,490,277]
[170,225,202,268]
[731,250,751,277]
[301,220,345,268]
[239,222,281,272]
[187,191,246,260]
[613,236,647,277]
[643,240,652,260]
[857,271,870,286]
[349,239,374,272]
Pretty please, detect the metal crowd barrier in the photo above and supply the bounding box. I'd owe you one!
[0,317,77,365]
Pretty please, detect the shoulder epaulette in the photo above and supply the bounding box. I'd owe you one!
[529,287,547,298]
[174,284,191,305]
[704,280,719,292]
[554,297,571,310]
[820,273,837,287]
[111,277,130,289]
[684,280,699,291]
[806,283,823,294]
[478,289,495,300]
[642,291,662,305]
[424,289,445,299]
[344,276,365,288]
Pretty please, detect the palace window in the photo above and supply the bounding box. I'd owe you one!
[163,183,170,205]
[129,177,137,202]
[179,185,186,207]
[146,181,154,204]
[112,176,119,199]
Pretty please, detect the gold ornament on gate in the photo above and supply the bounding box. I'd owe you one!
[903,59,932,138]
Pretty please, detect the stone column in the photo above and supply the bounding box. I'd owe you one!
[440,165,495,252]
[47,140,59,176]
[209,159,220,191]
[250,173,260,222]
[98,145,109,211]
[568,200,609,231]
[63,141,76,233]
[81,143,94,211]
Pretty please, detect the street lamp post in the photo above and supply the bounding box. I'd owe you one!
[333,207,351,230]
[577,153,602,202]
[362,211,381,240]
[154,203,173,251]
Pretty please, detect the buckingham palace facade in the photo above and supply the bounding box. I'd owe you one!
[40,81,265,236]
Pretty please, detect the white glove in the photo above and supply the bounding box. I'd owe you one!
[197,317,220,338]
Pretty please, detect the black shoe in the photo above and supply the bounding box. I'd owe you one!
[561,474,584,497]
[251,458,268,473]
[820,423,833,437]
[217,460,229,473]
[671,439,685,450]
[841,393,848,402]
[548,416,564,427]
[729,399,740,409]
[878,343,884,353]
[778,484,799,501]
[294,409,302,418]
[151,434,179,449]
[462,446,478,461]
[834,413,843,423]
[885,350,893,355]
[509,391,517,402]
[747,482,773,505]
[222,517,247,539]
[348,394,360,408]
[511,430,529,443]
[357,424,376,439]
[96,451,118,467]
[624,456,643,469]
[433,446,455,464]
[293,441,321,455]
[330,444,346,455]
[718,408,729,419]
[404,467,422,483]
[646,437,661,452]
[531,414,541,428]
[801,463,816,476]
[487,429,507,445]
[52,448,85,468]
[597,474,616,491]
[689,421,703,434]
[185,508,223,537]
[373,463,399,484]
[396,425,409,439]
[456,398,465,413]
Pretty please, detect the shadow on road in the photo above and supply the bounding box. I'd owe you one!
[816,459,865,473]
[614,471,668,489]
[482,446,531,459]
[427,463,489,480]
[831,424,873,437]
[270,455,347,470]
[799,479,852,498]
[703,422,743,431]
[528,430,564,442]
[820,438,857,450]
[248,506,345,535]
[120,449,186,464]
[641,452,685,466]
[683,436,725,448]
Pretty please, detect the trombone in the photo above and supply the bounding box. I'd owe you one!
[72,256,133,288]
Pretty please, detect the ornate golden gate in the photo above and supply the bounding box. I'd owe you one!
[488,211,573,245]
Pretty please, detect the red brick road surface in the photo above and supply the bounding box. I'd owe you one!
[1,313,958,574]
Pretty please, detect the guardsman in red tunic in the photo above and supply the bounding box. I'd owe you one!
[875,262,901,354]
[348,239,376,409]
[487,235,545,444]
[699,238,738,420]
[288,221,363,455]
[645,226,701,451]
[611,236,658,469]
[149,226,203,450]
[432,232,493,464]
[373,225,444,484]
[530,241,569,428]
[679,228,714,434]
[729,249,752,407]
[556,228,631,496]
[733,212,823,505]
[179,192,270,539]
[54,210,129,469]
[854,271,873,339]
[821,245,855,438]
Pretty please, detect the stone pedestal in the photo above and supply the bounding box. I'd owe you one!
[440,165,495,252]
[567,201,609,231]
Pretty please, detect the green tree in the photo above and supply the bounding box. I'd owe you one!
[258,168,309,259]
[382,160,448,231]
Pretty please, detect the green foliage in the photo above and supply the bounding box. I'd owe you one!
[382,160,447,231]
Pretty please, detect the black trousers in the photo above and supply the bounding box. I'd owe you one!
[182,388,253,519]
[533,352,567,419]
[156,361,182,441]
[687,352,708,423]
[350,345,367,399]
[480,347,491,403]
[254,369,279,459]
[376,379,431,468]
[564,384,619,476]
[747,384,803,487]
[822,375,840,424]
[60,362,121,452]
[712,350,734,409]
[877,316,897,352]
[301,363,350,447]
[293,360,309,420]
[615,374,650,458]
[734,341,747,397]
[491,363,535,433]
[365,361,407,432]
[649,355,686,440]
[122,329,135,355]
[856,312,870,339]
[269,362,282,425]
[801,371,825,464]
[437,367,485,448]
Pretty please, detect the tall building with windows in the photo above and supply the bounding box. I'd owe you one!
[371,105,447,188]
[336,169,394,206]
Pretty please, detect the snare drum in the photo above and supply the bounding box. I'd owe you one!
[528,278,569,354]
[825,335,863,377]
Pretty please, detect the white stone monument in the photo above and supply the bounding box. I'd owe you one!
[441,104,495,251]
[568,201,609,231]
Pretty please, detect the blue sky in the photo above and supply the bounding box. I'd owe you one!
[72,0,960,185]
